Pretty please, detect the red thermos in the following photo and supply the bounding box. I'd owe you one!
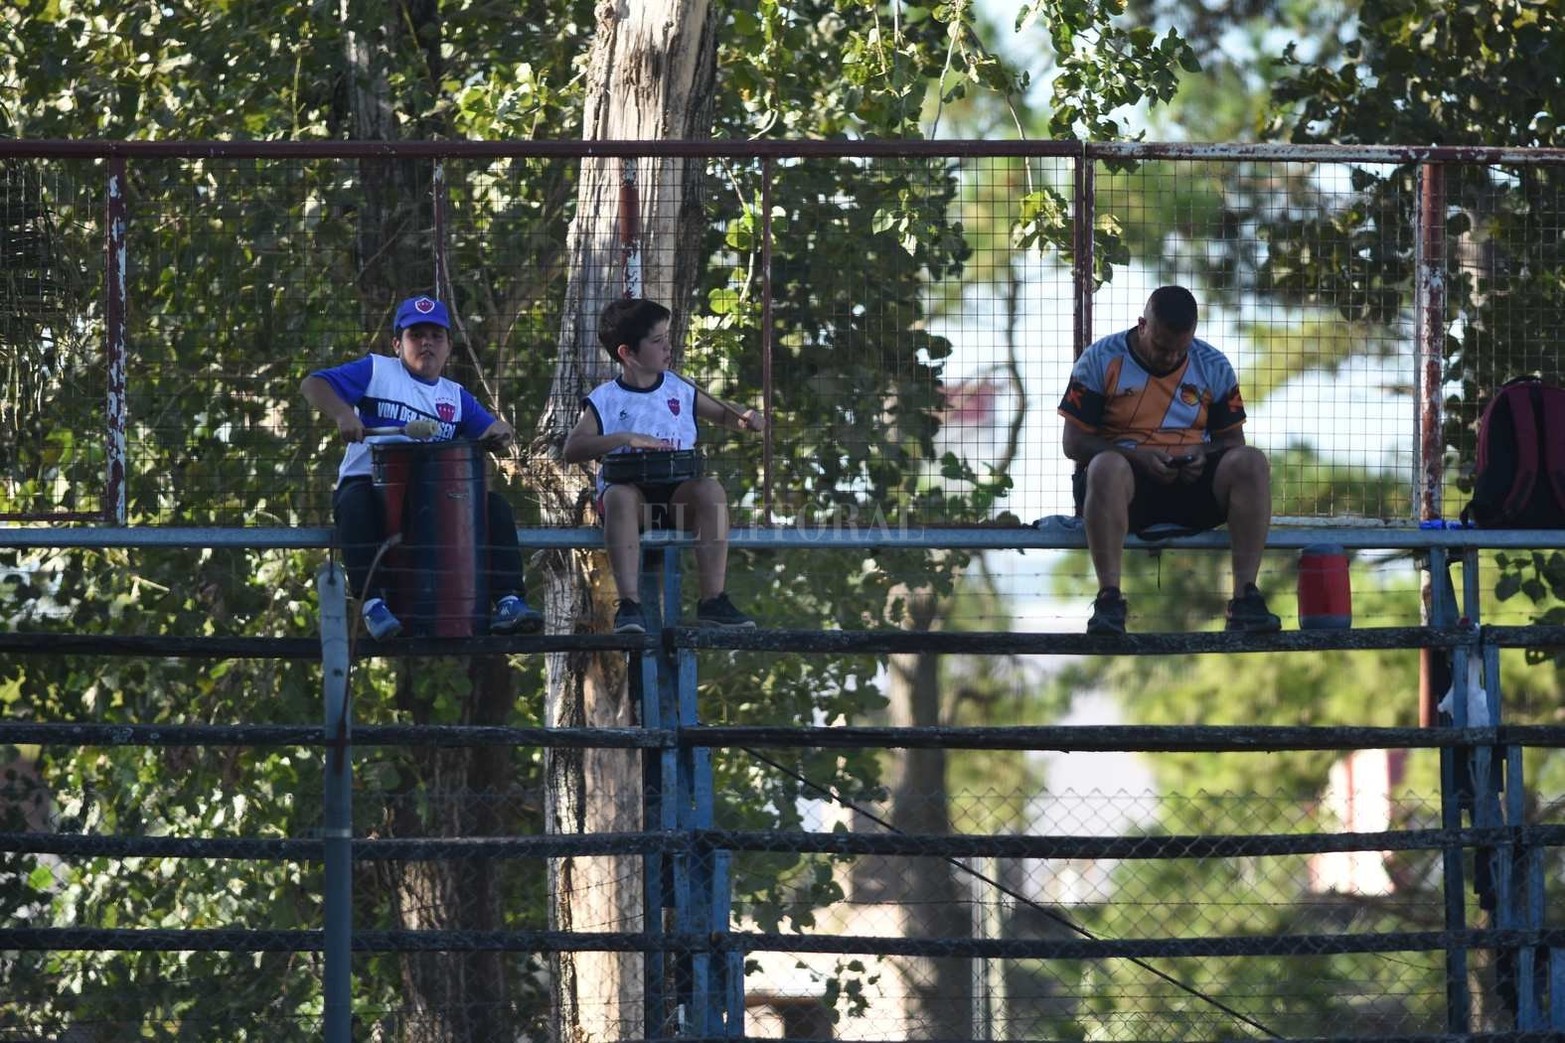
[1297,543,1351,629]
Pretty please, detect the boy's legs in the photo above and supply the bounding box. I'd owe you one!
[485,491,542,633]
[331,478,388,601]
[668,477,729,600]
[333,477,403,639]
[669,477,754,628]
[602,483,650,603]
[484,491,525,599]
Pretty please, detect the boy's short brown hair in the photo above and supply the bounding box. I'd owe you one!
[598,298,672,360]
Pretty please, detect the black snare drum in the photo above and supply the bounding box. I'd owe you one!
[600,448,703,486]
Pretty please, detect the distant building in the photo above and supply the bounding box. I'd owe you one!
[1309,748,1407,896]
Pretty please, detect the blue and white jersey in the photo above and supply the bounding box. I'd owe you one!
[310,354,496,485]
[583,372,699,493]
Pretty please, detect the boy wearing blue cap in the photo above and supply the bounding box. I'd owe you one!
[301,294,543,639]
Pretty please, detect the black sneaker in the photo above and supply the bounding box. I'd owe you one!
[1226,583,1282,633]
[696,592,756,629]
[1086,588,1127,635]
[613,599,647,635]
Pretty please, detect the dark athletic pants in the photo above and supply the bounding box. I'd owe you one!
[331,476,524,604]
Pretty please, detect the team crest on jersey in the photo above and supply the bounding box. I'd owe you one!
[1179,383,1200,406]
[437,401,456,422]
[667,398,681,416]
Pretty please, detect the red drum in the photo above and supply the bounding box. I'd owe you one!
[372,440,489,637]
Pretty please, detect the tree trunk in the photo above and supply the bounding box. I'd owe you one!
[342,4,518,1039]
[884,589,974,1041]
[534,2,717,1040]
[342,0,440,322]
[377,657,519,1043]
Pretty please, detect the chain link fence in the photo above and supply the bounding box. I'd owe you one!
[5,141,1565,1040]
[6,142,1563,531]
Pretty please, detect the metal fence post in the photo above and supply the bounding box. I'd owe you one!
[316,563,353,1043]
[659,545,693,1038]
[1431,548,1471,1033]
[640,544,678,1037]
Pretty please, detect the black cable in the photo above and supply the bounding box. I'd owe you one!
[740,745,1284,1040]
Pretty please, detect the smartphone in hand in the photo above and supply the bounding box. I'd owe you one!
[1169,452,1197,466]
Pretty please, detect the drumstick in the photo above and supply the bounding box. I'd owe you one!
[689,380,756,430]
[365,418,440,439]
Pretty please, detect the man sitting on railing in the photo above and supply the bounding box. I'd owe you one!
[1059,285,1281,635]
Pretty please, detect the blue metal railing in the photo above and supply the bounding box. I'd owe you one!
[3,525,1564,1038]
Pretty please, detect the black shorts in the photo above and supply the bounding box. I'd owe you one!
[596,481,688,531]
[1073,447,1231,536]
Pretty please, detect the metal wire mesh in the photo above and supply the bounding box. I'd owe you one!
[6,142,1562,533]
[6,141,1565,1041]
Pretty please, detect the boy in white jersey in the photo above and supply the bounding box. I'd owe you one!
[301,294,543,639]
[562,298,766,634]
[1058,285,1279,635]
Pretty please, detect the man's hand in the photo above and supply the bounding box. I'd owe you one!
[1170,447,1207,484]
[1129,447,1206,485]
[738,408,767,433]
[1129,447,1183,485]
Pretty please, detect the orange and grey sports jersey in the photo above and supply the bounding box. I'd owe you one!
[1057,329,1246,451]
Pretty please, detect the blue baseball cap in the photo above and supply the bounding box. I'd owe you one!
[393,295,451,332]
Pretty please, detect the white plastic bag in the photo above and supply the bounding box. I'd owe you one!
[1437,656,1491,726]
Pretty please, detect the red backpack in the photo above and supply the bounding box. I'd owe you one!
[1461,377,1565,528]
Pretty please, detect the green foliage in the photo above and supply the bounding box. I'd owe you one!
[1124,0,1359,141]
[0,0,1212,1033]
[1261,0,1565,628]
[940,566,1062,834]
[1271,0,1563,150]
[1047,576,1452,1035]
[1017,0,1196,140]
[1045,443,1562,1033]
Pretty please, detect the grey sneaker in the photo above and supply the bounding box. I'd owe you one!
[362,598,403,641]
[1086,588,1127,635]
[613,599,647,635]
[696,593,755,629]
[1226,583,1282,633]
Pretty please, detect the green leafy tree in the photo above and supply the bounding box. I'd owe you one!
[1265,21,1565,1012]
[1,2,1208,1041]
[538,2,1199,1038]
[1040,454,1431,1036]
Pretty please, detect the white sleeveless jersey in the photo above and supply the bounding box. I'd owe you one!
[310,353,491,485]
[584,372,699,491]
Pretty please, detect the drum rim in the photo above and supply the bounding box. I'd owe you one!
[600,447,704,484]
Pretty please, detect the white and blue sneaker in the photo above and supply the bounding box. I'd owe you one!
[491,594,544,635]
[361,598,403,641]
